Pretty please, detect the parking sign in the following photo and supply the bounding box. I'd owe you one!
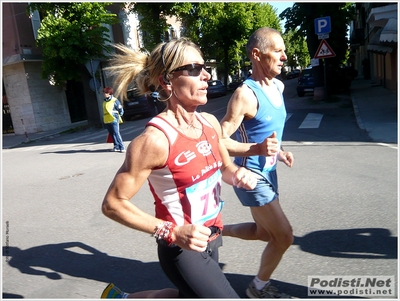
[314,17,331,35]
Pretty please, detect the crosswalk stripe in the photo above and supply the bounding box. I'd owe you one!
[298,113,323,129]
[285,113,293,122]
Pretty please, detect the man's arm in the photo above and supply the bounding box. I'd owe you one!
[220,85,279,157]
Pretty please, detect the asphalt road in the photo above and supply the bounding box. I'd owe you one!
[2,79,398,299]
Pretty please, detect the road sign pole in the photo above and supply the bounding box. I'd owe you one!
[323,59,327,102]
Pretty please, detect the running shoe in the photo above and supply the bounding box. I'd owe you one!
[246,281,292,298]
[101,283,128,298]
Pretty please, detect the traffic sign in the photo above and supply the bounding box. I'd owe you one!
[314,16,331,35]
[314,39,336,59]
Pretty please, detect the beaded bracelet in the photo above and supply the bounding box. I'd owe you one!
[153,221,175,246]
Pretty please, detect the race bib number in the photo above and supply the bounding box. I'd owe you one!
[263,153,278,172]
[185,170,223,225]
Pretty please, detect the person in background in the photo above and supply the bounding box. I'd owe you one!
[100,37,257,298]
[103,86,125,153]
[220,27,294,298]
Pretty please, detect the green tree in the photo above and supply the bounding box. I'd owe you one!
[26,3,119,86]
[187,2,282,85]
[132,2,281,86]
[181,2,255,84]
[282,29,310,70]
[125,3,189,51]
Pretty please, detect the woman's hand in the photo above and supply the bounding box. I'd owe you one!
[171,224,211,252]
[231,167,257,190]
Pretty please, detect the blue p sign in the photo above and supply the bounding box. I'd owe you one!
[314,17,331,34]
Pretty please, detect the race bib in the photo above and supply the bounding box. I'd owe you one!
[185,170,223,225]
[263,153,278,172]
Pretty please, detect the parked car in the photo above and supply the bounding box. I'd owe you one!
[228,80,244,91]
[326,66,357,92]
[207,80,227,98]
[296,68,314,97]
[286,69,300,79]
[296,66,358,97]
[123,88,162,120]
[147,91,167,114]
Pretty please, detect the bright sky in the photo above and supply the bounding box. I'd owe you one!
[270,1,295,15]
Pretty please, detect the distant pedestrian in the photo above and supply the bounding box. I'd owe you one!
[220,27,294,298]
[103,87,125,153]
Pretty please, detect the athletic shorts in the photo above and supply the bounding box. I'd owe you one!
[233,169,279,207]
[157,235,239,298]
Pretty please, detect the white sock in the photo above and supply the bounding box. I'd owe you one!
[253,276,270,290]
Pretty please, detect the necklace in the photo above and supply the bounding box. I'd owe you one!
[184,121,203,139]
[186,121,202,130]
[170,110,202,135]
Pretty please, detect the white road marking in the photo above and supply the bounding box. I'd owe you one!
[299,113,323,129]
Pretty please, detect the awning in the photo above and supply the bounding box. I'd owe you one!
[367,28,394,53]
[380,18,397,43]
[367,4,398,27]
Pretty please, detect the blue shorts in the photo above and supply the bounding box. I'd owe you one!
[233,169,279,207]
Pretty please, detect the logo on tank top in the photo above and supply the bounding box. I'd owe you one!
[174,140,212,166]
[175,150,196,166]
[196,141,212,156]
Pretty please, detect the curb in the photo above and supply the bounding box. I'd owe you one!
[2,122,90,150]
[2,132,63,150]
[350,94,366,131]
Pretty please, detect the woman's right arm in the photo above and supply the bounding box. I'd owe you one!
[101,126,168,234]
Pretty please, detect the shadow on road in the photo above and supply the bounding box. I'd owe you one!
[3,242,172,298]
[294,228,397,259]
[3,228,395,299]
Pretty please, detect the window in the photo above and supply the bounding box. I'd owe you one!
[30,10,41,40]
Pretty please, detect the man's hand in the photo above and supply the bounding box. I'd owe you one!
[278,150,294,168]
[259,131,279,156]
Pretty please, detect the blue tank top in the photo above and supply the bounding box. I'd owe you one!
[233,78,287,173]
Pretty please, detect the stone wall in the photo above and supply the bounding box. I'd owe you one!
[3,61,72,135]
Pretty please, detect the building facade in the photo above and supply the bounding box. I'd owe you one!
[349,3,397,92]
[2,3,182,135]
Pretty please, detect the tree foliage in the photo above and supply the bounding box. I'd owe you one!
[130,2,282,86]
[282,29,310,69]
[26,3,119,85]
[125,3,189,51]
[281,3,355,88]
[281,3,354,64]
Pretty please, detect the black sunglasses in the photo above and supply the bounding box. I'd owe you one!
[172,63,206,76]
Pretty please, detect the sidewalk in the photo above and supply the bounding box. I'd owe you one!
[2,120,89,149]
[2,79,398,149]
[350,76,398,144]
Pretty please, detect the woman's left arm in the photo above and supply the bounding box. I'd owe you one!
[202,112,256,190]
